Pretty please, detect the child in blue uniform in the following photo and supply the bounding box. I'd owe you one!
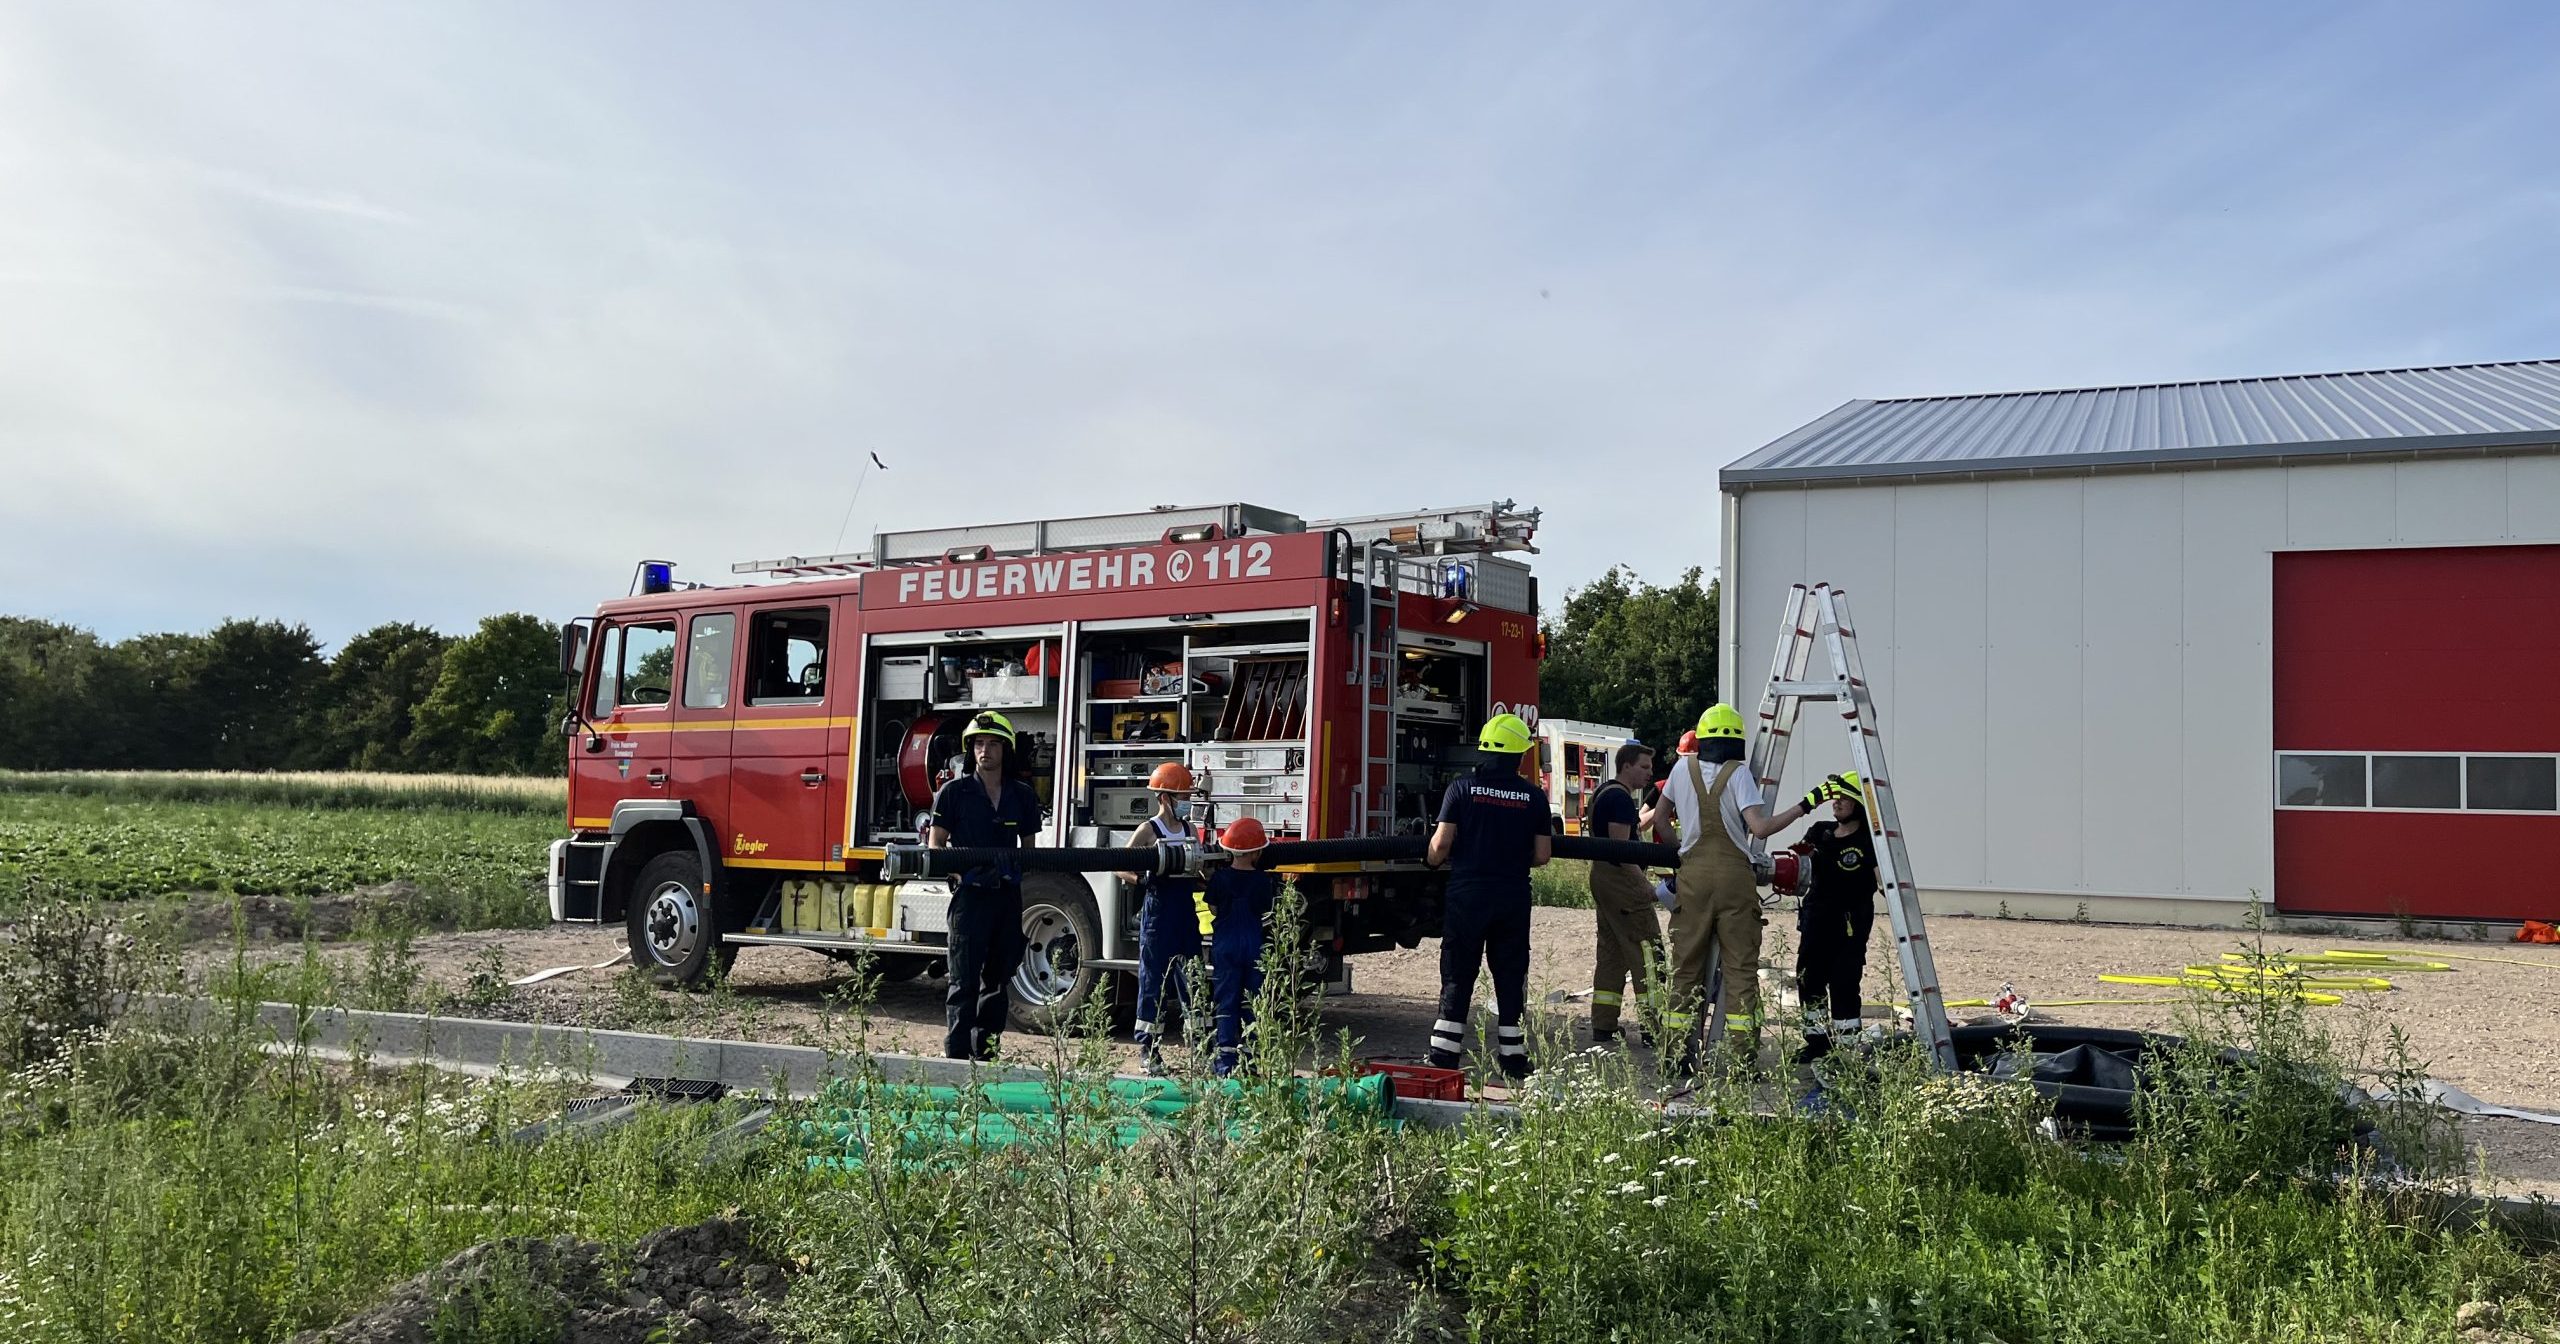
[1196,816,1277,1077]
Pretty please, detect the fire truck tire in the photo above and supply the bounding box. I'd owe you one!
[1008,875,1104,1033]
[627,850,736,987]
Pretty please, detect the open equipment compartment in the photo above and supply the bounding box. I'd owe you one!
[1069,615,1314,843]
[856,627,1064,847]
[1379,632,1487,835]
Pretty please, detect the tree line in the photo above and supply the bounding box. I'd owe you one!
[0,567,1708,779]
[0,615,568,776]
[1536,566,1721,771]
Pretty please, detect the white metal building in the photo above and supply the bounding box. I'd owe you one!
[1718,360,2560,926]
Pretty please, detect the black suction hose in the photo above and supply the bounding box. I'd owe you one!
[880,832,1678,881]
[1553,835,1680,867]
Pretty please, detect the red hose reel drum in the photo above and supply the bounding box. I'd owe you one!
[1770,847,1810,898]
[897,714,965,809]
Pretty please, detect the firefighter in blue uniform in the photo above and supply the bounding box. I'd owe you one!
[1424,712,1553,1079]
[926,711,1043,1061]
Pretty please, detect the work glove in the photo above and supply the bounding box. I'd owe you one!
[1800,775,1855,811]
[1192,892,1217,938]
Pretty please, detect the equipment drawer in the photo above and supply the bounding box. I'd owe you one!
[880,656,930,701]
[1203,769,1304,800]
[1091,785,1157,826]
[1190,745,1299,773]
[1206,797,1304,835]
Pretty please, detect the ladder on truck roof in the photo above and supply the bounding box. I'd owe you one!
[732,499,1542,580]
[1740,583,1956,1070]
[1347,502,1542,837]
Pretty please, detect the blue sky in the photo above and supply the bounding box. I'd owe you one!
[5,3,2558,645]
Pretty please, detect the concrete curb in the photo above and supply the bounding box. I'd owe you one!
[169,998,1513,1131]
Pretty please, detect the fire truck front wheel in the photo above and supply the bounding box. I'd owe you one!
[627,851,738,986]
[1008,875,1103,1032]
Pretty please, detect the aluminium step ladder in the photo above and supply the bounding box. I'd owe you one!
[1724,583,1957,1071]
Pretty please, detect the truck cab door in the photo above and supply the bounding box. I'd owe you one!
[575,616,679,824]
[729,602,840,871]
[667,610,737,845]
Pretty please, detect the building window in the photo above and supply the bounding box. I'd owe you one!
[2278,754,2366,808]
[2467,757,2558,813]
[2278,752,2560,813]
[749,607,830,704]
[2371,755,2461,810]
[684,613,736,710]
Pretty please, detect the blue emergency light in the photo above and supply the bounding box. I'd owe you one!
[636,560,675,595]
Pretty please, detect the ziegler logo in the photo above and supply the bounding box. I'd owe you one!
[732,834,770,856]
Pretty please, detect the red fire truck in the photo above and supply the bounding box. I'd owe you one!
[548,500,1545,1026]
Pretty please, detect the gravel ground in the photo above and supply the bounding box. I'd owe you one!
[205,907,2560,1196]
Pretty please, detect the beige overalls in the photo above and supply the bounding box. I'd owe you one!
[1667,756,1764,1041]
[1583,779,1663,1037]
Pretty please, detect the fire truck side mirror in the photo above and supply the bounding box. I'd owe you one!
[560,618,593,679]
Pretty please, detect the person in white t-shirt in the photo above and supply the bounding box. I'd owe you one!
[1649,702,1843,1068]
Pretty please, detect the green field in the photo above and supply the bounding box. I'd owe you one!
[0,790,554,916]
[1530,856,1595,908]
[0,769,563,815]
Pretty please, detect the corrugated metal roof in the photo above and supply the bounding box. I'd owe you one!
[1722,359,2560,488]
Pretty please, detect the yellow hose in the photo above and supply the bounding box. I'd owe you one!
[2179,965,2393,991]
[1942,996,2185,1009]
[2223,951,2451,972]
[2096,973,2346,1006]
[2354,947,2560,971]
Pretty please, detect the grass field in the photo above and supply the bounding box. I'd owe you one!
[0,778,2549,1340]
[0,769,564,815]
[1531,856,1595,908]
[0,918,2549,1343]
[0,789,553,919]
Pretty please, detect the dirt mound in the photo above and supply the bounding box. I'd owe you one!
[291,1217,790,1344]
[174,883,443,944]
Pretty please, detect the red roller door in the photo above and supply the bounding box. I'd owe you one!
[2272,544,2560,920]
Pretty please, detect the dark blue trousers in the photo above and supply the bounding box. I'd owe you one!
[1134,891,1202,1042]
[944,882,1026,1060]
[1210,920,1266,1072]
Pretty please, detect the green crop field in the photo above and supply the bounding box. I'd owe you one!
[0,789,554,917]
